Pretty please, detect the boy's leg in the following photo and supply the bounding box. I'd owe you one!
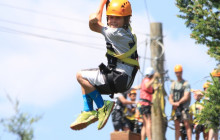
[87,90,104,108]
[70,94,98,130]
[76,71,96,94]
[71,71,114,130]
[184,120,192,140]
[146,115,152,140]
[87,90,115,130]
[83,94,93,111]
[97,100,115,130]
[174,120,181,140]
[70,72,98,130]
[77,71,115,130]
[70,110,98,130]
[141,115,147,140]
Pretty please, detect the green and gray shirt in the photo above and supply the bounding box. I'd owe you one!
[170,79,191,108]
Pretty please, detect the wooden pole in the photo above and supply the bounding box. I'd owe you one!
[150,22,166,140]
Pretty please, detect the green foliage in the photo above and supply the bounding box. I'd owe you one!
[0,98,42,140]
[195,76,220,131]
[176,0,220,60]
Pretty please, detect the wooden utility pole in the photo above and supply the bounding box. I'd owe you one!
[150,22,166,140]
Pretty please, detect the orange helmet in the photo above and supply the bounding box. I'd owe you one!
[130,89,137,94]
[174,65,183,72]
[211,69,220,77]
[203,82,211,89]
[106,0,132,16]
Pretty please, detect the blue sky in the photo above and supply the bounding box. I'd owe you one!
[0,0,217,140]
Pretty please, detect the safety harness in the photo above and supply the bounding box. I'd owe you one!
[170,80,189,120]
[99,26,139,98]
[172,80,187,102]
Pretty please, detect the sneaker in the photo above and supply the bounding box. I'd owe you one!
[70,110,98,130]
[97,100,115,130]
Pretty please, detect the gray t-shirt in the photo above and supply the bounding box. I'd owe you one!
[113,93,124,110]
[101,26,135,77]
[170,79,191,108]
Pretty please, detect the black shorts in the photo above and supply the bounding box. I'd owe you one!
[111,110,125,131]
[139,105,151,116]
[124,118,135,131]
[96,70,129,95]
[195,124,205,133]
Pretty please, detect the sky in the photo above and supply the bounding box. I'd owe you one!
[0,0,217,140]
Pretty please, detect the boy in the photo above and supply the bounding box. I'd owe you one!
[169,65,192,140]
[70,0,139,130]
[190,83,210,140]
[123,89,137,132]
[112,89,136,132]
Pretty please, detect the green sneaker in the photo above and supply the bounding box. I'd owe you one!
[70,110,98,130]
[97,100,115,130]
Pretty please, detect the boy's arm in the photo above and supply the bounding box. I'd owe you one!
[144,72,159,89]
[118,96,136,104]
[133,85,141,90]
[168,93,175,105]
[89,0,107,33]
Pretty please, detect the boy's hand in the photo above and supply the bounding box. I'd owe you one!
[133,85,141,90]
[89,13,99,24]
[153,72,160,78]
[131,101,136,104]
[173,102,180,107]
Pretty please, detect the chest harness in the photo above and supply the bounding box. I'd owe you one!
[172,80,187,102]
[99,27,139,98]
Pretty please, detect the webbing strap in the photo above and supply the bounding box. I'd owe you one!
[107,72,116,98]
[152,82,166,118]
[107,46,139,67]
[107,45,136,59]
[140,98,152,105]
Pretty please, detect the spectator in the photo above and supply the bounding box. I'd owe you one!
[123,89,138,132]
[111,89,136,132]
[208,69,220,140]
[135,67,159,140]
[190,83,210,140]
[168,65,192,140]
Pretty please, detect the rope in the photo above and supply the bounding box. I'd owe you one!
[151,36,165,60]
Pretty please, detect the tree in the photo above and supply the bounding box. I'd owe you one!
[0,95,42,140]
[195,75,220,131]
[176,0,220,133]
[176,0,220,60]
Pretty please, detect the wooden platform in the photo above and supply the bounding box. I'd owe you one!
[110,131,141,140]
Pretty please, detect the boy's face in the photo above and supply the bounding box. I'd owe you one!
[107,16,125,28]
[175,71,182,79]
[129,93,136,101]
[194,94,201,101]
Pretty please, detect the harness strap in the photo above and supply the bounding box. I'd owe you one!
[107,46,139,67]
[140,98,153,105]
[107,44,136,59]
[98,63,118,98]
[108,71,116,98]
